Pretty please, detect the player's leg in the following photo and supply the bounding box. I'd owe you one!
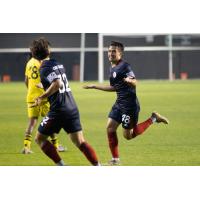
[36,114,65,166]
[69,131,100,166]
[107,118,120,165]
[107,105,121,165]
[22,104,39,154]
[35,131,64,166]
[41,102,65,152]
[50,134,66,152]
[62,111,99,166]
[132,111,169,138]
[49,134,59,149]
[124,111,152,139]
[22,117,38,154]
[122,110,153,139]
[123,111,169,139]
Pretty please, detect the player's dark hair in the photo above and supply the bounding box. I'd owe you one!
[30,37,51,60]
[110,41,124,52]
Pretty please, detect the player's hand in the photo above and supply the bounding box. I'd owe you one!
[29,97,42,108]
[83,85,96,89]
[36,83,43,89]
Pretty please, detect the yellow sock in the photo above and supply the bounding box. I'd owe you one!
[50,135,59,149]
[24,135,32,149]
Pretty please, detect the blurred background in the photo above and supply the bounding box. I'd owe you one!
[0,33,200,82]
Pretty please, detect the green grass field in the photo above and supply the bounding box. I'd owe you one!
[0,80,200,166]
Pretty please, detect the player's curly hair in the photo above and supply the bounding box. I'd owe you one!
[30,37,51,60]
[110,41,124,52]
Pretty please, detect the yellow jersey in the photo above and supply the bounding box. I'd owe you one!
[25,58,45,103]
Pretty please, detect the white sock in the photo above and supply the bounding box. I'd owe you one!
[112,158,120,161]
[96,162,101,166]
[151,117,156,123]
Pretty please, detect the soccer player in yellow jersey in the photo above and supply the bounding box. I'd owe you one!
[22,56,65,154]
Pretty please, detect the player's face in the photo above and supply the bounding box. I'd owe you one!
[108,46,122,63]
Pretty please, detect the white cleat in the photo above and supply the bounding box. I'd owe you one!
[57,145,66,152]
[108,158,120,166]
[21,147,33,154]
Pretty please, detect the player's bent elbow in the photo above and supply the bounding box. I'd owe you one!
[53,80,62,91]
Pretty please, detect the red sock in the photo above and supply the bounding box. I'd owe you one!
[132,118,153,137]
[79,142,99,166]
[41,140,61,164]
[108,131,119,158]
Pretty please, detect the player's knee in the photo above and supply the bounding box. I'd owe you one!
[70,131,85,147]
[123,132,132,140]
[73,140,83,148]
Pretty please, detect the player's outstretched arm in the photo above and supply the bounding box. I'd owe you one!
[83,84,115,92]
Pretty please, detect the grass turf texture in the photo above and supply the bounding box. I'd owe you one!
[0,80,200,166]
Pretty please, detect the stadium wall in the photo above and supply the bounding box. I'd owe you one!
[0,33,199,81]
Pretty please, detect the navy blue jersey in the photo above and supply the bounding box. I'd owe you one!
[40,59,78,114]
[109,60,140,112]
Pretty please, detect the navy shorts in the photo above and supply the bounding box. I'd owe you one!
[38,110,82,136]
[108,104,140,129]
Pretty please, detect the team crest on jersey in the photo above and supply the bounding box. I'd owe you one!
[113,72,117,78]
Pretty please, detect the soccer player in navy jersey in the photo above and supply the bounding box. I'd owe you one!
[30,37,100,166]
[84,41,169,165]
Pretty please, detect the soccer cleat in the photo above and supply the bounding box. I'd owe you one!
[57,145,66,152]
[151,112,169,124]
[108,158,120,166]
[21,147,33,154]
[96,162,101,166]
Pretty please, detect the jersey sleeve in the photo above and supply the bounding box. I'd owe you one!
[40,67,59,84]
[125,64,135,78]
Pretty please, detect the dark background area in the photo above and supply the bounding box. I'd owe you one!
[0,33,200,81]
